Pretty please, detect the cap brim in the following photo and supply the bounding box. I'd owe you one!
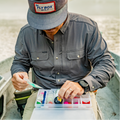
[27,4,68,30]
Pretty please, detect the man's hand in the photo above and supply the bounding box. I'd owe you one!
[58,80,84,99]
[11,72,29,91]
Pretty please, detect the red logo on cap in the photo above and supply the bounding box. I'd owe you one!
[34,1,56,14]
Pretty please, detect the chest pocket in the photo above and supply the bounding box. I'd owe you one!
[31,52,51,70]
[63,50,85,73]
[31,52,48,61]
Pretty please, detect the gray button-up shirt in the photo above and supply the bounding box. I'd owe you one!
[11,13,115,91]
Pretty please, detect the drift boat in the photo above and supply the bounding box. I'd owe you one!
[0,51,119,120]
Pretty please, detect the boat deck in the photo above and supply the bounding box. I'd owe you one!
[3,99,21,120]
[96,87,119,119]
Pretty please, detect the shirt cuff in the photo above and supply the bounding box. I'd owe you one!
[81,75,102,91]
[11,64,29,76]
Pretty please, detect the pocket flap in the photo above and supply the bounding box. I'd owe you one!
[67,50,84,60]
[31,52,48,61]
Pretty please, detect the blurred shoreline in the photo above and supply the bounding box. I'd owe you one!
[0,0,119,19]
[0,0,119,62]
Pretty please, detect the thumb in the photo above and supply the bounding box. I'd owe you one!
[19,72,28,79]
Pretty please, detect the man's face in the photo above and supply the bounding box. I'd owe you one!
[43,22,64,36]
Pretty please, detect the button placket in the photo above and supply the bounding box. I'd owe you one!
[56,57,58,60]
[54,34,61,69]
[54,32,63,81]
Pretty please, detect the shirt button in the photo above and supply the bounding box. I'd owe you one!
[52,42,54,44]
[37,57,39,60]
[57,72,60,75]
[58,79,60,82]
[92,86,94,89]
[77,55,80,58]
[56,57,58,60]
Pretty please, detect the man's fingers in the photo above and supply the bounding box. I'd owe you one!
[13,73,27,84]
[64,88,74,99]
[58,81,71,99]
[19,72,29,79]
[13,83,28,91]
[16,76,27,84]
[12,77,27,85]
[58,81,85,99]
[70,88,84,99]
[12,72,29,91]
[12,80,28,87]
[69,90,78,99]
[19,74,24,79]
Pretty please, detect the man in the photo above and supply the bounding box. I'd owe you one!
[11,0,115,119]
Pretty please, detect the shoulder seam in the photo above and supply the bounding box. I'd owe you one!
[21,24,35,31]
[69,20,96,28]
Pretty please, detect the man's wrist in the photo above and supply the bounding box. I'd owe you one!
[78,80,90,94]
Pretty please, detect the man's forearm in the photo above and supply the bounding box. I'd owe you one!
[11,63,30,77]
[81,57,115,91]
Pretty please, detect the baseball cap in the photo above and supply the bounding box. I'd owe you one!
[27,0,68,30]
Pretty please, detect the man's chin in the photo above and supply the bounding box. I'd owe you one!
[45,29,56,33]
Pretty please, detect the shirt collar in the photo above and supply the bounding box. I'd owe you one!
[39,30,43,35]
[60,13,70,34]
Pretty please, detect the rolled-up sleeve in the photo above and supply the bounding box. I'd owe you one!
[82,23,115,91]
[11,29,31,76]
